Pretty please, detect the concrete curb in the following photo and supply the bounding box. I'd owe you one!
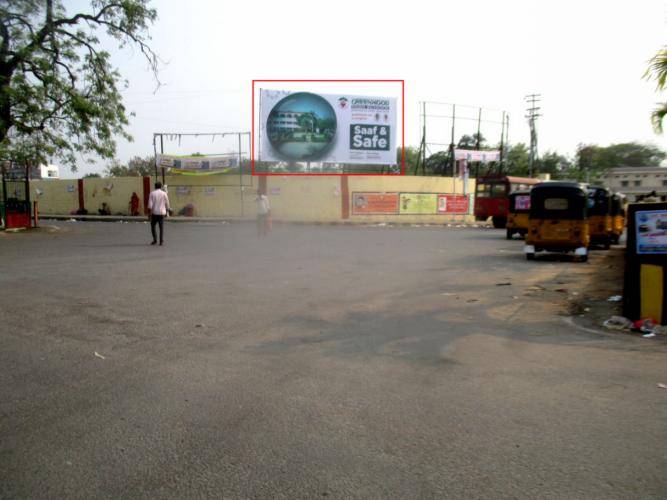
[39,214,492,229]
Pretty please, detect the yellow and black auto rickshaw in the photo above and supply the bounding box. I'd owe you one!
[587,186,613,249]
[506,190,531,239]
[610,192,626,244]
[524,182,590,262]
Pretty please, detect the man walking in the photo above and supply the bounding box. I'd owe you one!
[148,182,170,246]
[256,189,271,236]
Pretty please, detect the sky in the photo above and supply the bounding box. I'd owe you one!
[62,0,667,177]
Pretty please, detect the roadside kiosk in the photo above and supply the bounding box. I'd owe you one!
[1,162,38,230]
[623,202,667,325]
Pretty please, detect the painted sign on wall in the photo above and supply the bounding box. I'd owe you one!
[399,193,437,214]
[437,194,469,214]
[352,192,399,214]
[259,90,397,165]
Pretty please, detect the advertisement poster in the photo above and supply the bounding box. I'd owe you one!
[203,187,216,196]
[437,194,469,214]
[514,194,531,211]
[352,193,399,214]
[399,193,437,214]
[259,89,397,165]
[636,210,667,254]
[175,186,191,196]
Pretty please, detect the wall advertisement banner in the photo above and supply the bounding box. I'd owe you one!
[351,192,473,215]
[259,89,397,165]
[399,193,437,214]
[437,194,469,214]
[352,192,399,214]
[636,210,667,254]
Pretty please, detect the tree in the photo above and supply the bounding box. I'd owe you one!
[645,45,667,133]
[105,155,154,176]
[572,142,666,181]
[457,133,487,150]
[504,143,529,176]
[425,151,451,176]
[396,146,419,173]
[0,1,159,171]
[539,151,571,179]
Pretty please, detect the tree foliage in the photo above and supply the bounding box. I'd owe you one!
[456,133,487,150]
[0,0,159,170]
[105,154,153,176]
[645,45,667,133]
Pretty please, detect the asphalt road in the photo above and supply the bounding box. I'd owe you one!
[1,221,666,499]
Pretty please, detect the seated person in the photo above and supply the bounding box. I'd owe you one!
[98,202,111,215]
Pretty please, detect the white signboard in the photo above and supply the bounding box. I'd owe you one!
[259,89,397,165]
[454,149,501,163]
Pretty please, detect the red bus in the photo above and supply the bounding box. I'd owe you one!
[474,175,541,228]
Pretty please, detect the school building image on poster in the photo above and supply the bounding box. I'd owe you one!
[259,90,397,165]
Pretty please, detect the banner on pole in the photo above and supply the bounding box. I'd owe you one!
[454,149,500,163]
[156,154,238,175]
[260,89,397,165]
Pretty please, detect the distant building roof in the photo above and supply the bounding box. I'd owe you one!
[604,166,667,174]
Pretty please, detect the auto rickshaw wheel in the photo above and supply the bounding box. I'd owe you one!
[506,229,513,240]
[526,253,535,261]
[492,216,507,229]
[580,254,588,263]
[603,239,611,250]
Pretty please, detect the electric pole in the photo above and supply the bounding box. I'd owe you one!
[524,94,541,178]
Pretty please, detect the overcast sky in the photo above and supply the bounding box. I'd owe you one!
[64,0,667,177]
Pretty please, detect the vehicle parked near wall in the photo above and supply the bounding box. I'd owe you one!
[587,186,613,249]
[524,182,590,262]
[506,190,531,239]
[474,175,541,228]
[610,192,627,244]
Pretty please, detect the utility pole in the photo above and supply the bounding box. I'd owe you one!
[524,94,541,178]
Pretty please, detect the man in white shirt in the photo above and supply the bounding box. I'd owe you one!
[147,182,170,246]
[256,189,270,236]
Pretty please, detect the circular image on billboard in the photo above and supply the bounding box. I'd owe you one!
[266,92,337,161]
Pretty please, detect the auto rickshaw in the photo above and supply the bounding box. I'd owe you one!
[610,192,626,244]
[524,182,590,262]
[587,186,612,249]
[506,190,531,239]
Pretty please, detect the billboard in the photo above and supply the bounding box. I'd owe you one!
[259,89,397,165]
[352,193,399,214]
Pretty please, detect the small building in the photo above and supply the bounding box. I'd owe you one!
[37,164,60,179]
[600,166,667,201]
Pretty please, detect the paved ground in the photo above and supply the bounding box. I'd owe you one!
[1,221,666,498]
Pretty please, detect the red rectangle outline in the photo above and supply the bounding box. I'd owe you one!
[251,79,405,176]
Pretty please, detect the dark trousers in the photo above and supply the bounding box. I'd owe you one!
[150,214,164,243]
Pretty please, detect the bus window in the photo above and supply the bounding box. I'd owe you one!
[490,184,507,197]
[476,184,491,197]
